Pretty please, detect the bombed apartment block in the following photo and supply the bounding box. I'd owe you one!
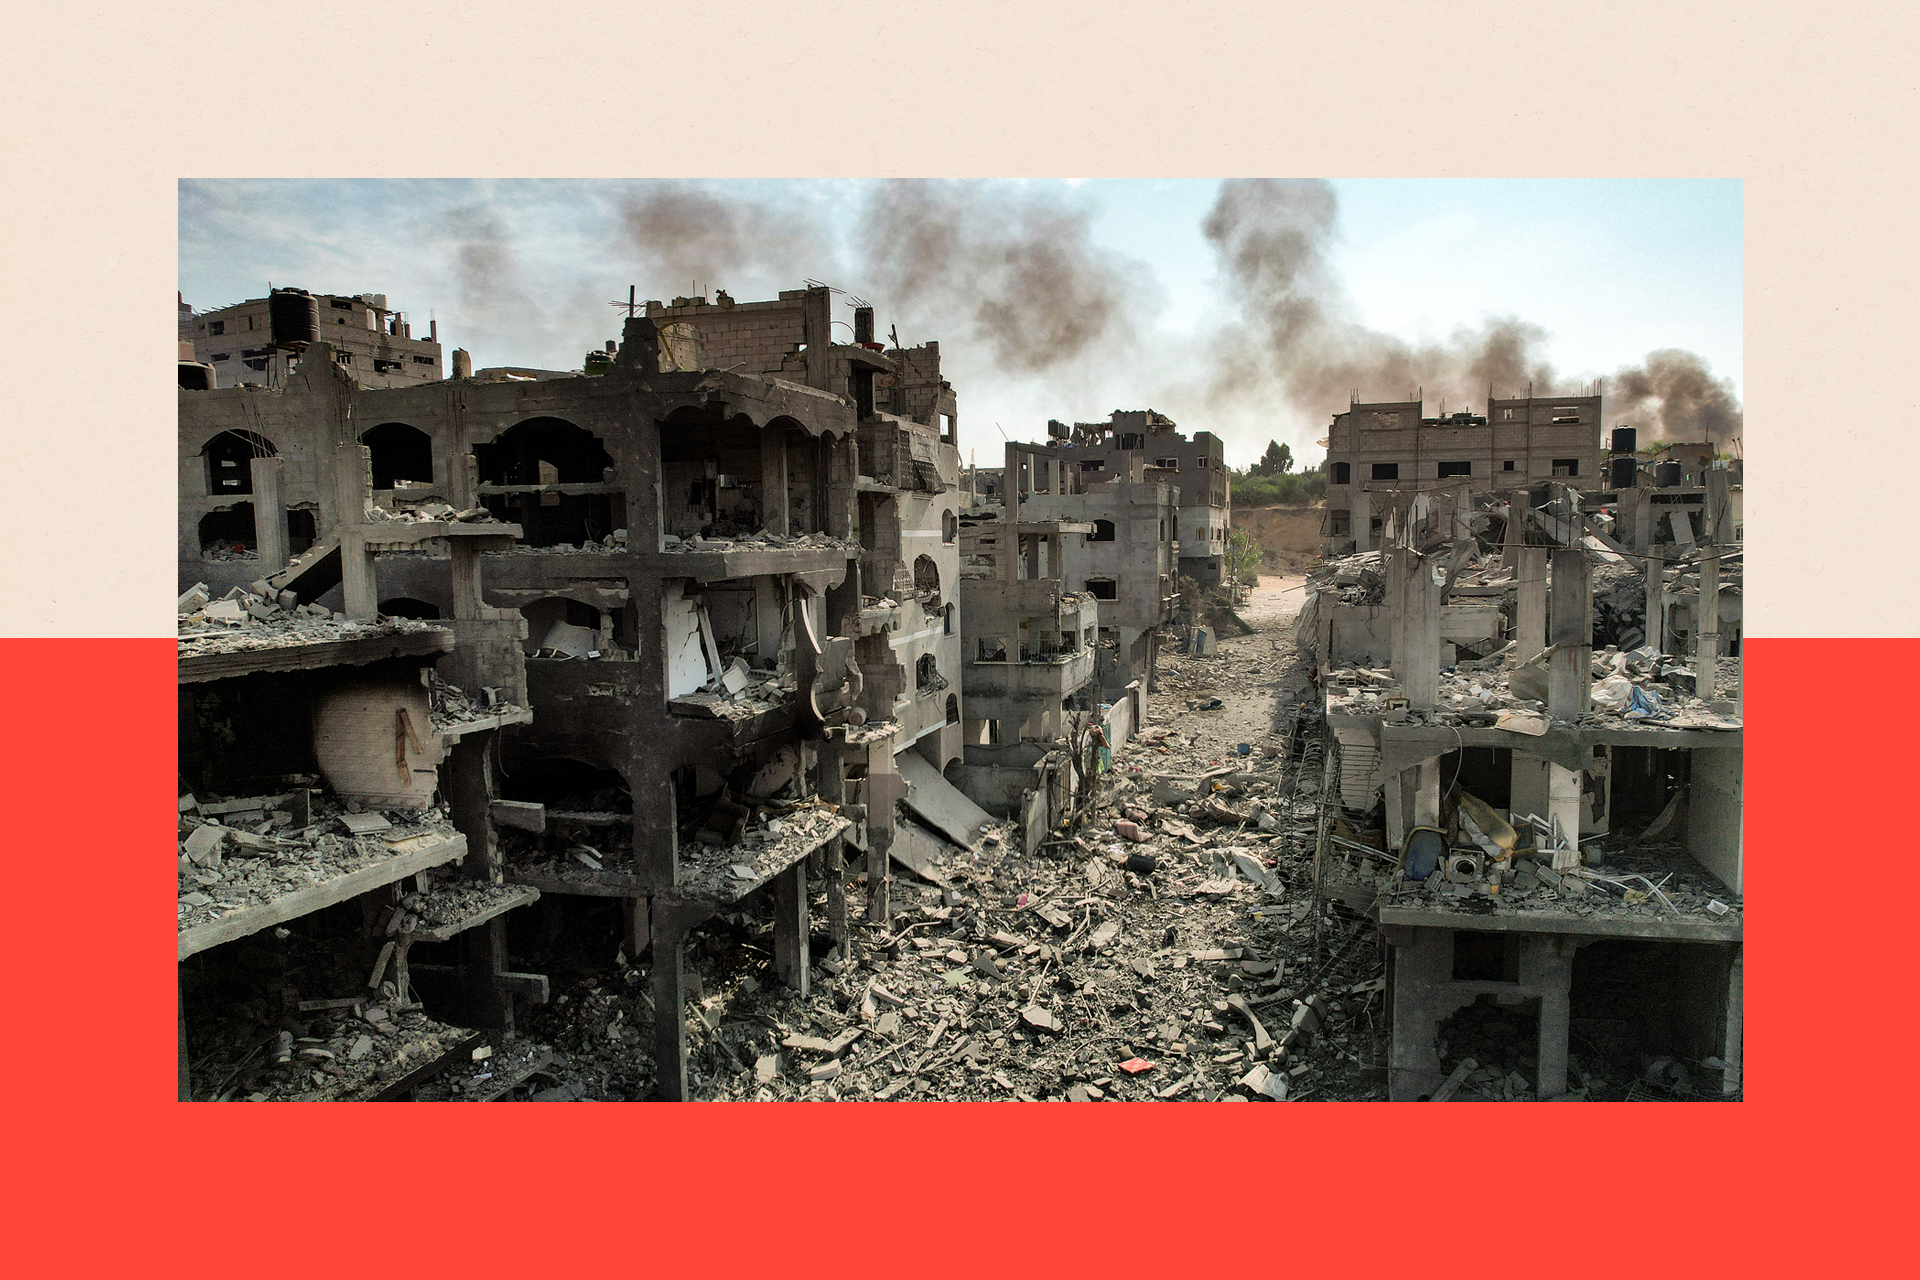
[1010,444,1182,700]
[190,288,445,389]
[178,284,1008,1099]
[1298,477,1741,1101]
[1322,394,1604,555]
[1040,410,1231,585]
[177,436,541,1100]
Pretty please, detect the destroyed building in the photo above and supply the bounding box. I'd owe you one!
[176,283,1046,1100]
[1033,410,1230,586]
[189,288,445,389]
[1322,394,1604,555]
[1297,475,1741,1101]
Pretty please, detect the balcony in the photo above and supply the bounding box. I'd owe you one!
[963,647,1096,702]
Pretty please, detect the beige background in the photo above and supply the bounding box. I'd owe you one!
[2,2,1912,637]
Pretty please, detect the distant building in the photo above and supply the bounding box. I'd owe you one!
[1042,410,1231,586]
[190,290,443,389]
[1323,394,1603,554]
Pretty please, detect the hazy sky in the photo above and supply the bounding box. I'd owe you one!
[179,178,1741,468]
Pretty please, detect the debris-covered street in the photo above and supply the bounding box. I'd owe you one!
[504,573,1390,1102]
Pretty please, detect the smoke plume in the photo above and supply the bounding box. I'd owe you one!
[854,180,1144,375]
[617,183,840,295]
[1197,179,1738,442]
[1608,348,1743,443]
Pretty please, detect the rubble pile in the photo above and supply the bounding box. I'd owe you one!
[177,792,457,930]
[514,577,1393,1101]
[659,531,861,555]
[178,581,446,655]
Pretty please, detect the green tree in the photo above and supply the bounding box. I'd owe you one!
[1224,528,1263,601]
[1252,440,1293,476]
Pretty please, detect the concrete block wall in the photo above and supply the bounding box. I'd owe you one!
[644,297,808,378]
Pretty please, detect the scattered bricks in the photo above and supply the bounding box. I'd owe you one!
[1534,865,1564,890]
[346,1035,373,1062]
[781,1033,834,1054]
[808,1061,842,1083]
[1113,819,1147,842]
[471,1045,493,1062]
[755,1054,781,1085]
[1088,919,1121,952]
[1706,899,1732,916]
[1191,947,1244,962]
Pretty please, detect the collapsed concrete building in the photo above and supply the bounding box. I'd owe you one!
[1298,475,1742,1102]
[175,283,1093,1099]
[1322,394,1604,555]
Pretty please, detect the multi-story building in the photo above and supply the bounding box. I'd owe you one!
[1300,481,1742,1102]
[1322,395,1603,555]
[1049,411,1231,585]
[191,290,444,389]
[177,284,1000,1099]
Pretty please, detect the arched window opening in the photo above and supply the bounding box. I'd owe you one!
[945,693,960,725]
[913,554,942,610]
[521,596,607,659]
[475,417,620,548]
[917,653,948,693]
[944,602,956,635]
[942,510,958,544]
[1090,519,1116,542]
[199,504,256,559]
[361,422,435,489]
[201,430,277,496]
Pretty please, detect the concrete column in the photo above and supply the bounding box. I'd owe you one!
[1547,762,1582,867]
[760,430,789,537]
[1516,546,1548,663]
[1528,936,1576,1098]
[1401,552,1440,710]
[1386,546,1409,676]
[1412,758,1441,827]
[1383,768,1407,851]
[1351,488,1372,553]
[1548,548,1591,718]
[1501,489,1525,570]
[1645,550,1665,653]
[649,905,690,1101]
[1704,468,1732,544]
[1697,549,1721,702]
[1627,489,1651,556]
[1722,945,1743,1095]
[821,747,848,948]
[773,861,810,996]
[250,456,287,574]
[333,442,377,620]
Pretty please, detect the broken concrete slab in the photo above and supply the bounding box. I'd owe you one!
[896,751,994,849]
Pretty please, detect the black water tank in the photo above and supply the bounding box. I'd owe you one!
[1609,456,1637,489]
[1655,460,1683,488]
[1611,426,1637,454]
[269,288,320,348]
[178,362,215,391]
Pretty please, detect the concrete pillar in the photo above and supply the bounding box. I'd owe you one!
[1528,936,1577,1098]
[1722,945,1744,1095]
[1668,507,1696,550]
[1697,549,1721,702]
[1627,489,1652,556]
[1501,489,1525,570]
[250,456,287,574]
[760,430,789,537]
[821,747,848,948]
[1547,762,1582,866]
[1515,547,1548,663]
[1645,550,1665,653]
[649,906,690,1100]
[1704,468,1732,544]
[1396,551,1440,709]
[333,442,377,620]
[773,861,810,995]
[1412,759,1441,827]
[1386,546,1409,676]
[1351,488,1372,553]
[1548,548,1590,718]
